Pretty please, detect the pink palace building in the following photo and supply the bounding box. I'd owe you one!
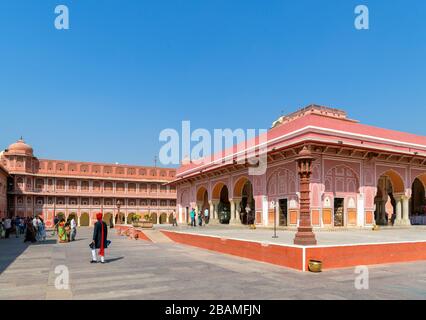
[173,105,426,229]
[0,139,177,227]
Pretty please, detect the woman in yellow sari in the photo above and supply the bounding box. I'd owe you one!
[58,219,68,243]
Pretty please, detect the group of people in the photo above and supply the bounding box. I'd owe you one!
[0,216,46,242]
[189,208,209,227]
[53,215,77,243]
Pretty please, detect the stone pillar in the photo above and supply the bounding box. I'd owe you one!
[212,200,219,223]
[402,196,411,226]
[124,214,128,225]
[234,199,242,224]
[393,196,402,225]
[293,146,317,246]
[209,201,216,224]
[229,199,236,224]
[77,215,81,227]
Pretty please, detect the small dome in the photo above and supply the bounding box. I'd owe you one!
[7,139,34,156]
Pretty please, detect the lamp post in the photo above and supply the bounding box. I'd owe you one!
[116,200,122,225]
[271,201,278,238]
[293,145,317,246]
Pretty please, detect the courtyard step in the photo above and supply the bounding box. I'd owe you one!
[143,230,174,243]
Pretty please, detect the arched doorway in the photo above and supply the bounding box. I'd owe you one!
[196,187,210,223]
[159,212,168,224]
[127,213,135,224]
[150,212,158,224]
[68,212,77,223]
[80,213,90,226]
[103,212,112,224]
[234,177,255,225]
[375,170,404,225]
[213,183,230,224]
[411,176,426,224]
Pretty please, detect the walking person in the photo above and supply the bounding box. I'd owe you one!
[4,217,12,239]
[37,216,46,242]
[190,208,196,227]
[52,215,59,236]
[0,219,5,239]
[24,218,37,243]
[14,216,21,238]
[198,209,203,227]
[91,213,109,264]
[70,217,77,241]
[204,208,209,225]
[172,210,178,227]
[57,219,68,243]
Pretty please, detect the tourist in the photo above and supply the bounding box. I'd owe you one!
[37,216,46,242]
[65,219,71,242]
[19,217,25,235]
[14,216,21,238]
[91,213,109,264]
[70,217,77,241]
[0,219,5,239]
[57,218,68,243]
[198,209,203,227]
[190,208,196,227]
[24,218,37,243]
[32,216,39,236]
[204,208,209,225]
[246,205,256,229]
[4,217,12,239]
[172,210,178,227]
[52,215,59,236]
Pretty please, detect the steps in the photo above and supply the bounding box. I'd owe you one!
[143,230,174,243]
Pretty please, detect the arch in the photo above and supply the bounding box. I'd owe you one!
[196,186,208,202]
[180,189,190,206]
[411,178,426,224]
[103,212,112,224]
[159,212,168,224]
[212,182,229,200]
[233,176,250,198]
[80,213,90,226]
[267,168,296,196]
[378,169,405,194]
[150,212,158,224]
[68,212,77,222]
[324,165,360,193]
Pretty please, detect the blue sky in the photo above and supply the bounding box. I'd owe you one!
[0,0,425,167]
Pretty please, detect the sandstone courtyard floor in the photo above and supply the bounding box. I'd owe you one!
[0,227,425,300]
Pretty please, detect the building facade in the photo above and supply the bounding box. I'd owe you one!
[0,139,177,227]
[0,164,7,218]
[173,105,426,228]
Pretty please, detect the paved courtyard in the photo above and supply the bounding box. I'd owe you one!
[158,224,426,246]
[0,227,425,300]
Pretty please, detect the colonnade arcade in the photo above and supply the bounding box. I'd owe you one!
[374,169,426,226]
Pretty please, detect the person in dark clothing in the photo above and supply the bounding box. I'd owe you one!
[91,213,109,264]
[24,218,37,243]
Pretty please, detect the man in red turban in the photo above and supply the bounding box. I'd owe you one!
[91,213,109,263]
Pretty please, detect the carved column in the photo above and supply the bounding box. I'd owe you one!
[293,146,317,246]
[394,196,402,225]
[402,196,411,226]
[229,199,236,224]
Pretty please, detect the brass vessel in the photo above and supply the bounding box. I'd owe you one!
[308,260,322,272]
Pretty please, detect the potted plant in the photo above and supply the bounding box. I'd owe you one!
[140,213,154,229]
[132,214,142,227]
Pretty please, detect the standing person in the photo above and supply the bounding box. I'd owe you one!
[14,216,21,238]
[172,210,178,227]
[57,219,68,243]
[52,215,59,236]
[198,209,203,227]
[70,217,77,241]
[0,219,4,239]
[91,213,109,264]
[204,208,209,225]
[19,217,25,236]
[37,216,46,242]
[32,216,39,238]
[246,205,255,230]
[190,208,196,227]
[24,218,37,243]
[4,217,12,239]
